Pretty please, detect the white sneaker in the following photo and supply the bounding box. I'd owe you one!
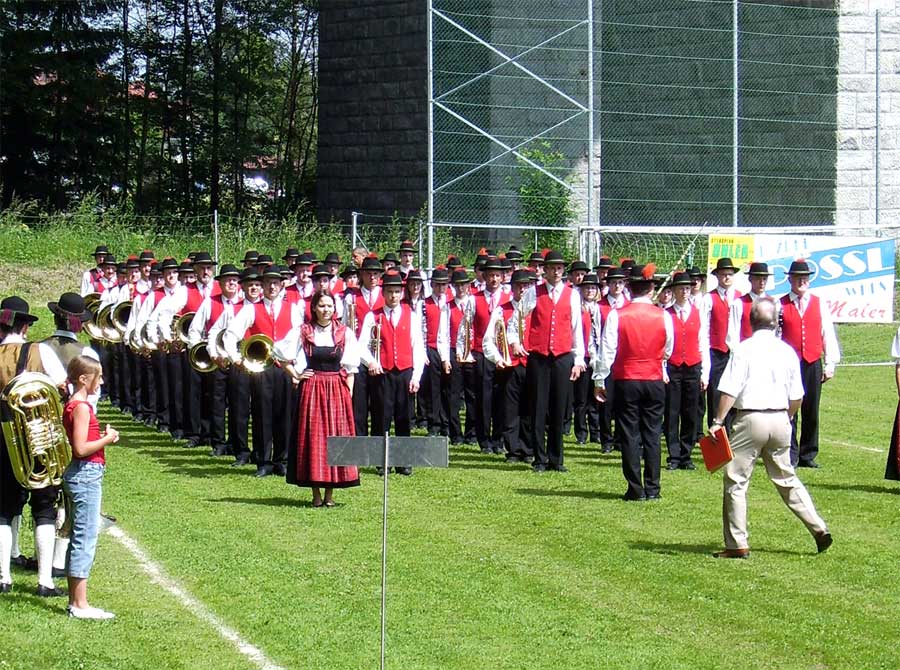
[67,605,115,620]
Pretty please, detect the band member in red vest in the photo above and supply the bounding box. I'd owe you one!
[703,257,741,429]
[595,264,674,500]
[596,266,630,453]
[485,269,535,462]
[404,270,428,429]
[188,264,244,457]
[397,240,416,279]
[358,271,426,475]
[511,250,586,472]
[664,272,710,470]
[460,257,510,455]
[421,268,450,437]
[573,273,603,446]
[285,253,315,303]
[446,269,478,445]
[727,262,773,350]
[223,266,304,477]
[779,259,840,468]
[343,255,384,436]
[324,253,344,295]
[80,245,109,296]
[305,265,343,322]
[208,268,261,467]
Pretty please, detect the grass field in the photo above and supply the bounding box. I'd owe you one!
[0,328,898,669]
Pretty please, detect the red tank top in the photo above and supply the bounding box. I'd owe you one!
[63,399,105,465]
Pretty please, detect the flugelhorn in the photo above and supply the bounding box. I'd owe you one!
[241,334,275,373]
[0,372,71,489]
[495,318,511,366]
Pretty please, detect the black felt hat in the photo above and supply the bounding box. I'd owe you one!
[324,252,342,265]
[0,296,38,326]
[138,249,155,262]
[192,251,217,266]
[451,269,473,284]
[568,260,589,273]
[579,273,600,286]
[605,267,627,280]
[669,271,692,287]
[381,270,404,286]
[787,259,813,276]
[239,268,260,283]
[242,250,260,264]
[91,245,109,257]
[746,261,771,277]
[340,265,358,279]
[256,254,274,266]
[543,250,566,266]
[511,269,532,284]
[159,257,179,272]
[48,292,93,321]
[595,256,614,269]
[291,252,315,268]
[360,256,384,272]
[397,240,416,254]
[712,257,738,274]
[311,264,330,279]
[215,264,241,280]
[282,247,301,262]
[431,268,450,283]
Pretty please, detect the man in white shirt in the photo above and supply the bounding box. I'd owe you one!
[711,296,832,558]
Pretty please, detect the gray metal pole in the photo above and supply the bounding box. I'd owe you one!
[380,432,390,670]
[732,0,739,228]
[876,10,881,229]
[586,0,594,255]
[213,209,220,263]
[352,211,359,249]
[427,0,436,270]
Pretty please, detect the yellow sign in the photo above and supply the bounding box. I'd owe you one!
[707,235,754,272]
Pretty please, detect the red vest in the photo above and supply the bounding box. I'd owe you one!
[738,294,754,341]
[472,291,509,354]
[181,286,205,315]
[152,288,168,310]
[208,295,243,336]
[709,290,739,353]
[779,294,824,364]
[612,302,667,381]
[448,301,465,350]
[348,288,384,338]
[249,301,294,341]
[423,296,442,349]
[378,305,413,371]
[528,283,574,357]
[598,295,629,325]
[666,305,702,367]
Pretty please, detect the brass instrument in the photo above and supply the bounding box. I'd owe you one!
[82,293,104,340]
[96,305,121,343]
[241,334,275,373]
[457,307,473,362]
[112,301,132,335]
[495,317,511,366]
[346,300,357,334]
[188,341,215,373]
[140,321,158,356]
[0,372,71,489]
[517,303,525,343]
[370,316,382,362]
[174,312,195,344]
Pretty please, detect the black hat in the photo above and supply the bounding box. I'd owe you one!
[446,256,463,270]
[620,258,636,271]
[431,268,450,283]
[261,265,285,280]
[138,249,155,262]
[787,259,813,276]
[687,266,704,279]
[100,255,118,267]
[579,273,600,286]
[670,271,692,286]
[405,269,425,282]
[91,245,109,257]
[498,257,512,271]
[451,269,473,284]
[159,257,179,272]
[0,296,38,326]
[116,262,128,274]
[239,268,260,283]
[324,252,341,265]
[340,265,358,279]
[712,257,738,274]
[360,256,384,272]
[746,261,771,277]
[511,269,532,284]
[381,270,404,286]
[188,251,199,261]
[149,261,162,276]
[505,246,524,261]
[48,292,93,321]
[216,264,241,280]
[528,251,545,264]
[177,261,195,274]
[629,264,656,283]
[192,251,217,266]
[482,256,504,272]
[568,260,589,273]
[397,240,416,254]
[279,266,293,279]
[125,256,140,269]
[605,266,626,280]
[242,250,260,264]
[543,250,566,265]
[282,247,300,262]
[595,256,614,269]
[311,264,330,279]
[256,254,274,266]
[381,251,399,264]
[291,252,315,268]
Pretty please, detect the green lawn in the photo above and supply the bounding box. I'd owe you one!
[0,360,898,669]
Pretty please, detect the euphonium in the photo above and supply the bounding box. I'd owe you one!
[96,305,121,343]
[241,334,275,373]
[140,321,158,355]
[82,293,104,341]
[174,312,195,344]
[495,318,511,365]
[188,341,215,373]
[0,372,71,489]
[112,301,132,335]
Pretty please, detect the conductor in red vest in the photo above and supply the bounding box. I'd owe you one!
[511,250,586,473]
[778,259,840,468]
[595,264,674,500]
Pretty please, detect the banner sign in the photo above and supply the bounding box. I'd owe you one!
[707,234,895,323]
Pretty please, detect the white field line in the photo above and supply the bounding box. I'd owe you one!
[825,439,884,454]
[106,526,285,670]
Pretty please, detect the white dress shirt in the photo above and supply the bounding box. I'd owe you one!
[780,291,841,375]
[593,296,674,386]
[221,295,304,362]
[717,329,804,410]
[357,306,426,385]
[1,333,66,386]
[506,281,585,367]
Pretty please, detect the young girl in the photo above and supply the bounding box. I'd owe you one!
[62,355,119,619]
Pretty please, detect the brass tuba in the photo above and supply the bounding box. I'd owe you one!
[241,334,274,373]
[96,305,121,343]
[174,312,195,344]
[0,372,71,489]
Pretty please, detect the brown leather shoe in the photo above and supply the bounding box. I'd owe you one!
[814,531,833,554]
[713,548,750,559]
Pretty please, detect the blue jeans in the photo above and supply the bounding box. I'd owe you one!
[63,460,105,579]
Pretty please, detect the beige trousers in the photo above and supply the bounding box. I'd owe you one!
[723,411,827,550]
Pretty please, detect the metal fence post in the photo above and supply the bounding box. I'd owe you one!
[427,0,435,271]
[733,0,739,228]
[213,209,220,263]
[876,9,881,229]
[352,210,359,249]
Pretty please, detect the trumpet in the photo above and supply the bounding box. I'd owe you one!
[346,300,357,334]
[240,334,275,373]
[370,316,382,362]
[495,318,511,366]
[457,307,473,362]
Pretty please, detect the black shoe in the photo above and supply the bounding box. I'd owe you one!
[523,456,535,464]
[450,439,464,446]
[480,447,492,454]
[211,446,229,457]
[52,567,66,579]
[491,445,504,455]
[505,455,523,463]
[36,585,65,597]
[231,456,250,467]
[396,467,412,476]
[815,531,833,554]
[680,461,697,471]
[576,439,586,446]
[665,462,680,471]
[621,492,646,502]
[799,460,821,469]
[183,439,200,449]
[254,466,274,478]
[0,582,10,593]
[551,465,568,473]
[532,464,547,473]
[156,424,169,433]
[589,434,601,444]
[375,467,385,476]
[601,445,613,454]
[273,464,287,476]
[646,492,661,500]
[170,430,185,440]
[11,555,35,570]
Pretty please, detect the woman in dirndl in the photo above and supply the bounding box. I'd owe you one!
[887,326,900,481]
[281,290,360,507]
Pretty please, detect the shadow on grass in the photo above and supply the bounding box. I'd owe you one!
[514,487,622,500]
[629,540,807,558]
[450,461,528,472]
[813,482,900,495]
[207,496,299,508]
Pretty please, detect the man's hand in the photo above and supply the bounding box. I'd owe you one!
[442,361,451,374]
[511,343,527,358]
[822,369,834,383]
[700,381,708,392]
[570,364,584,381]
[409,381,419,394]
[496,359,508,370]
[594,386,607,403]
[368,362,384,376]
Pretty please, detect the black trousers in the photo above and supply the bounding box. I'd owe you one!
[707,349,730,428]
[115,343,133,412]
[126,348,140,414]
[501,363,531,458]
[0,437,58,525]
[166,350,183,433]
[791,358,823,466]
[371,368,413,437]
[90,338,110,399]
[573,357,601,443]
[151,349,169,430]
[105,343,119,405]
[207,367,228,450]
[227,367,251,458]
[462,362,478,441]
[473,351,501,451]
[665,363,701,466]
[615,379,666,498]
[527,352,574,468]
[182,354,202,442]
[424,347,447,435]
[445,353,465,442]
[139,354,156,421]
[352,364,372,437]
[249,366,292,468]
[599,375,616,447]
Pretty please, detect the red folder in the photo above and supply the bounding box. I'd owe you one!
[699,428,733,473]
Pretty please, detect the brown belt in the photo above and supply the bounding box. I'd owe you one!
[736,408,787,413]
